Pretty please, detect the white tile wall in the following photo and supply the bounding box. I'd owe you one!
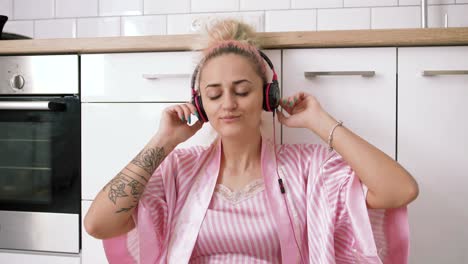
[99,0,143,16]
[121,15,166,36]
[446,4,468,27]
[14,0,54,20]
[1,0,467,38]
[318,8,371,30]
[0,0,13,18]
[77,17,120,38]
[2,20,33,37]
[240,0,290,11]
[292,0,342,9]
[345,0,397,7]
[372,6,420,29]
[35,19,76,38]
[399,0,455,5]
[265,9,316,32]
[56,0,98,18]
[191,0,239,13]
[144,0,190,14]
[167,12,264,34]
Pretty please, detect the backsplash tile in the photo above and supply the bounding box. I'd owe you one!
[121,15,166,36]
[345,0,398,7]
[240,0,290,11]
[35,19,76,39]
[0,0,13,19]
[56,0,98,18]
[99,0,143,16]
[191,0,239,13]
[372,6,420,29]
[144,0,190,14]
[77,17,120,38]
[14,0,54,20]
[292,0,342,9]
[167,12,264,35]
[265,9,317,32]
[1,0,467,38]
[2,20,33,37]
[318,8,371,30]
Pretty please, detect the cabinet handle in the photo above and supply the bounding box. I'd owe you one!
[304,71,375,78]
[142,73,191,80]
[422,70,468,76]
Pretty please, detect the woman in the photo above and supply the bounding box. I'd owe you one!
[84,19,418,263]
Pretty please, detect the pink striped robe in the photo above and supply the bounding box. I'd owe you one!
[103,136,409,263]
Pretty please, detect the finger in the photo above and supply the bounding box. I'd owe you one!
[276,110,289,126]
[167,105,185,122]
[188,120,203,133]
[179,104,193,124]
[185,102,198,115]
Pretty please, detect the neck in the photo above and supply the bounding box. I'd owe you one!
[220,133,262,173]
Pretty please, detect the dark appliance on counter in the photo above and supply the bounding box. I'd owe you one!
[0,15,32,40]
[0,55,80,254]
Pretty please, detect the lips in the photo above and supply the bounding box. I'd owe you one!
[221,115,240,119]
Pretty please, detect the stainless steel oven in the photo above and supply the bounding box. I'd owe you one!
[0,55,80,254]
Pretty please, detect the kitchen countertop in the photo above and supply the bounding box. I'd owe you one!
[1,27,468,55]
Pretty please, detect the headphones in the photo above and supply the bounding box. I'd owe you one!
[191,50,281,122]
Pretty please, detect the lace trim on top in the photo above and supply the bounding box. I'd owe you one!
[214,178,265,205]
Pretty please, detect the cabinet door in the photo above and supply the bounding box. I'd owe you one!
[398,46,468,263]
[81,51,198,102]
[82,201,108,264]
[0,250,80,264]
[282,48,396,159]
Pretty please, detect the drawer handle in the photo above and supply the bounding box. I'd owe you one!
[304,71,375,78]
[142,73,191,80]
[422,70,468,76]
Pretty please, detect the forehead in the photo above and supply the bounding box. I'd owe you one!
[199,54,258,81]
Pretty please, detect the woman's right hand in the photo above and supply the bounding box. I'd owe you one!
[155,103,204,147]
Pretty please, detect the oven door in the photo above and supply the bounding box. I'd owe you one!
[0,95,80,253]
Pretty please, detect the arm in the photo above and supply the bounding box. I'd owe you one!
[310,110,419,209]
[277,92,419,210]
[83,134,176,240]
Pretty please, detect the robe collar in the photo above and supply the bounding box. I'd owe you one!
[166,136,302,263]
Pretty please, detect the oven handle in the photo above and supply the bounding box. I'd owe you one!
[0,101,66,111]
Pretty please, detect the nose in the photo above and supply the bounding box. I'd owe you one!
[221,92,238,110]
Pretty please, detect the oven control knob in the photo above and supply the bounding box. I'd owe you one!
[10,74,25,90]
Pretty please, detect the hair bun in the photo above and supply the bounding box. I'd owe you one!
[191,18,261,52]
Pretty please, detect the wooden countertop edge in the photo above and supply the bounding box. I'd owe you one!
[1,27,468,55]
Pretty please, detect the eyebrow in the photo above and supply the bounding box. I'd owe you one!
[204,79,252,89]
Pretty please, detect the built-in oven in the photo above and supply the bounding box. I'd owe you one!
[0,55,80,254]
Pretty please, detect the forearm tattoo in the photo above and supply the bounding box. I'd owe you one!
[102,172,144,213]
[131,147,166,175]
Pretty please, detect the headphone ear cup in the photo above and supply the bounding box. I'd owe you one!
[263,81,280,112]
[192,94,209,122]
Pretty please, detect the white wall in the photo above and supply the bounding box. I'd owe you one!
[1,0,468,39]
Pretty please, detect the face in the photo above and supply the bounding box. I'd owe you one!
[198,53,264,138]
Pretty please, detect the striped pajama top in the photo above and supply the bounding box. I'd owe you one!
[102,137,409,264]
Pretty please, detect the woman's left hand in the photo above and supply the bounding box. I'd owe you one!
[276,91,327,131]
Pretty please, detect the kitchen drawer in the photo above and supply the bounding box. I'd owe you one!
[282,48,396,159]
[81,102,281,200]
[398,46,468,263]
[82,201,108,264]
[81,51,198,102]
[0,249,80,264]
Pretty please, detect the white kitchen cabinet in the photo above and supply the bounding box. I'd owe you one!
[282,48,397,159]
[82,201,108,264]
[0,249,80,264]
[81,51,199,102]
[398,46,468,264]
